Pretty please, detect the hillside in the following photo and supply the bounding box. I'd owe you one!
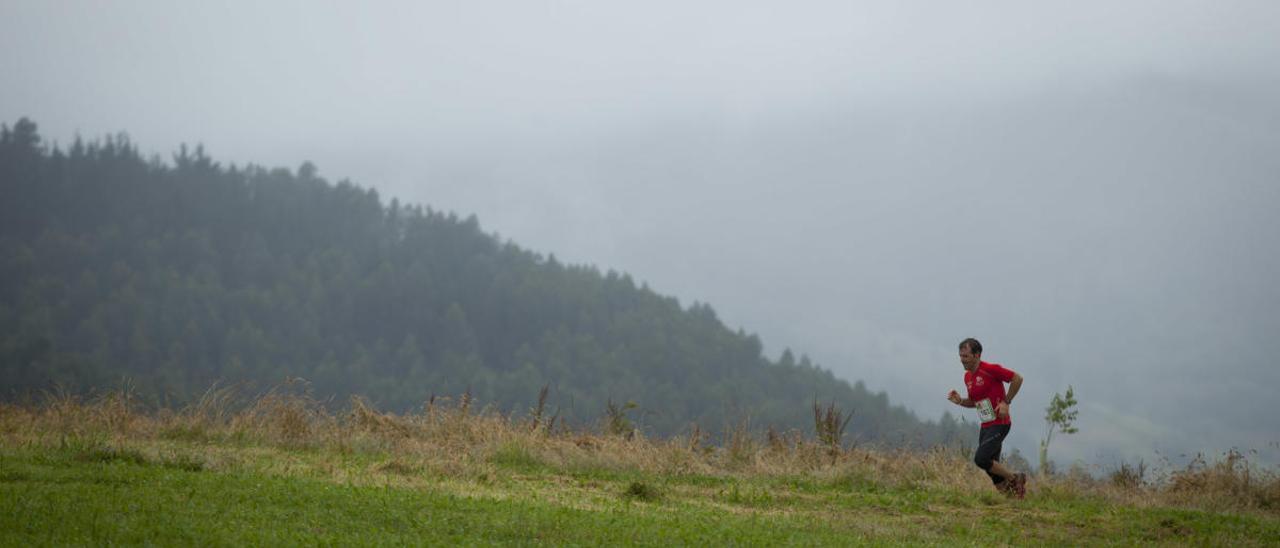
[0,118,967,444]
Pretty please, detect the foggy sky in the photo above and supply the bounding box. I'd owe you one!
[4,0,1279,469]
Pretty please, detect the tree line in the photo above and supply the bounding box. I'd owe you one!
[0,118,972,446]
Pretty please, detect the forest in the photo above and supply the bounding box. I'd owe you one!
[0,118,970,446]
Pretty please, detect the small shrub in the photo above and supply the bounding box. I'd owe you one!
[75,445,149,466]
[528,384,556,434]
[234,379,320,444]
[624,481,660,502]
[377,459,423,476]
[1111,459,1146,488]
[687,423,710,454]
[186,382,240,426]
[813,400,853,454]
[725,419,756,467]
[160,424,208,442]
[0,470,30,482]
[766,426,787,453]
[717,483,775,507]
[161,454,206,472]
[838,470,882,493]
[458,387,473,416]
[94,384,140,433]
[490,443,546,471]
[604,399,637,438]
[348,396,411,437]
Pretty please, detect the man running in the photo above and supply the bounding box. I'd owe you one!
[947,337,1027,497]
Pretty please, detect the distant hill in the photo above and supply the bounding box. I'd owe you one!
[0,118,969,446]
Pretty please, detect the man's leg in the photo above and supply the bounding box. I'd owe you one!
[988,461,1016,483]
[982,433,1027,497]
[974,425,1016,489]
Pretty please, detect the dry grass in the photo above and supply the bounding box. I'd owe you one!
[1164,450,1280,511]
[2,383,1276,517]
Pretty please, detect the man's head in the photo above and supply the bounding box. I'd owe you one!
[959,338,983,372]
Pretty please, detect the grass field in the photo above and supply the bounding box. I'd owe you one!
[2,386,1277,546]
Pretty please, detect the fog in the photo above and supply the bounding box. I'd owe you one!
[4,0,1279,468]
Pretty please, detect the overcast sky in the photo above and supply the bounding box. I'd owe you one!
[4,0,1279,470]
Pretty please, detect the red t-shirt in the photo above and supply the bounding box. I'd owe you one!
[965,361,1016,427]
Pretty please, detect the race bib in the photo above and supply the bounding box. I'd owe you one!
[975,398,996,422]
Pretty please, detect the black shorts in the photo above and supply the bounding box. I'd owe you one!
[974,424,1011,482]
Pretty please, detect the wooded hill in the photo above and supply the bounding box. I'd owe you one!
[0,118,970,446]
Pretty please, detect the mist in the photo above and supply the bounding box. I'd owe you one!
[4,0,1279,468]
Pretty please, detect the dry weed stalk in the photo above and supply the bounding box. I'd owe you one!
[688,423,710,454]
[528,384,559,435]
[458,387,472,416]
[813,399,853,457]
[725,417,757,468]
[349,396,413,438]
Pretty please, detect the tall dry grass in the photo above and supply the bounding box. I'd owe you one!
[1,382,1276,516]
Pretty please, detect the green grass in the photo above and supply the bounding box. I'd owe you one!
[3,443,1278,546]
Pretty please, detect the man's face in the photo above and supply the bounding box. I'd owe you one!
[959,347,981,371]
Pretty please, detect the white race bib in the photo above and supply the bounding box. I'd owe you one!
[976,398,996,422]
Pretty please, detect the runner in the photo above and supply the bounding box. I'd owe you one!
[947,338,1027,497]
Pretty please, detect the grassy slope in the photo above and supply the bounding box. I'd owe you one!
[1,395,1277,546]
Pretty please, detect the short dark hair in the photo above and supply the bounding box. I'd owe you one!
[959,338,983,355]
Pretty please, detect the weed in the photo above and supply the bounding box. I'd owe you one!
[528,384,551,433]
[0,469,30,482]
[832,468,882,494]
[232,378,321,444]
[716,482,775,507]
[624,481,660,502]
[95,381,140,433]
[348,396,411,437]
[725,418,756,467]
[604,399,637,438]
[687,423,708,454]
[161,453,206,472]
[160,424,208,442]
[74,445,149,466]
[766,426,786,453]
[813,399,853,454]
[489,443,546,472]
[1111,459,1146,488]
[377,459,422,476]
[458,387,472,416]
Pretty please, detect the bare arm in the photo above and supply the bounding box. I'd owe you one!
[995,373,1023,419]
[1006,373,1023,403]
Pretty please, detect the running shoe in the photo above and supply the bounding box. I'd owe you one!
[997,479,1015,497]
